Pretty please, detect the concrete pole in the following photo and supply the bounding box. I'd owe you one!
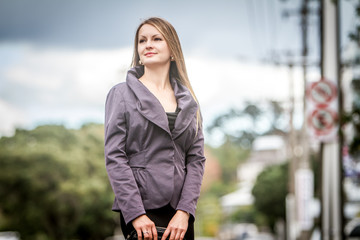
[321,0,342,239]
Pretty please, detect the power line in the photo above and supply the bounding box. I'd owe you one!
[269,0,279,51]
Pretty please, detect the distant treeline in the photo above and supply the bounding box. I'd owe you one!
[0,124,116,240]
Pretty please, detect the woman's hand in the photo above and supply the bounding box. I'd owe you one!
[161,210,189,240]
[132,214,158,240]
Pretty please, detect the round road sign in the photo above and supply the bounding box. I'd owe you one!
[307,78,337,108]
[308,108,338,136]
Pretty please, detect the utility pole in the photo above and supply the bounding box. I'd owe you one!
[299,0,310,167]
[320,0,343,239]
[281,0,318,239]
[286,55,298,240]
[298,1,312,239]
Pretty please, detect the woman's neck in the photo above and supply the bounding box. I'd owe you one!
[140,64,171,90]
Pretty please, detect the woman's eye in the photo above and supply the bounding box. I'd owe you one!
[154,38,162,41]
[139,39,145,43]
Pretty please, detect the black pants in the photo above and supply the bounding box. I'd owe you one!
[120,204,194,240]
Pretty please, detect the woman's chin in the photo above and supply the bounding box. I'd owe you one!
[143,60,171,67]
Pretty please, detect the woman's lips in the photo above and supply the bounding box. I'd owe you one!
[145,52,156,57]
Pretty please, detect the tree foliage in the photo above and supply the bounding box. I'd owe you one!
[228,206,267,227]
[349,2,360,44]
[346,78,360,158]
[251,163,288,230]
[203,100,287,233]
[195,194,223,237]
[194,142,250,236]
[207,140,250,184]
[345,0,360,160]
[249,153,320,231]
[206,100,286,148]
[0,124,115,240]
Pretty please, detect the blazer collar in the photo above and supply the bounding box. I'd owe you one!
[126,66,198,138]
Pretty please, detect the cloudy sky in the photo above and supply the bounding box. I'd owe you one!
[0,0,356,142]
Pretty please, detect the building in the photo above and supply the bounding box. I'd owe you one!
[221,135,287,213]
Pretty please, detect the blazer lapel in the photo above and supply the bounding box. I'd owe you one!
[126,67,198,138]
[126,67,170,134]
[170,77,198,139]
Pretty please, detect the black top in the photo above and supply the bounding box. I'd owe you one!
[166,108,179,132]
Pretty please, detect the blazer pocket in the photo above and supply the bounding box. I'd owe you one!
[128,150,148,200]
[132,168,148,200]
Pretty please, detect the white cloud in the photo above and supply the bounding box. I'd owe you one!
[0,99,29,137]
[0,44,312,138]
[2,45,133,106]
[186,56,307,127]
[187,56,305,104]
[1,44,134,134]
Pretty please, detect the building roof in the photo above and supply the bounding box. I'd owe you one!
[252,135,285,151]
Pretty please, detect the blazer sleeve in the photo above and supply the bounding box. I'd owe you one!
[104,86,146,225]
[176,124,206,219]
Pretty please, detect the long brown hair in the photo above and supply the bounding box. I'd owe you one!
[131,17,202,129]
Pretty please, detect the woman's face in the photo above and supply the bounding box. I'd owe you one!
[137,24,172,67]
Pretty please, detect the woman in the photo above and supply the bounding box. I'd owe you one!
[104,17,206,240]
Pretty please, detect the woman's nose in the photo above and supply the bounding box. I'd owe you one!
[145,40,153,48]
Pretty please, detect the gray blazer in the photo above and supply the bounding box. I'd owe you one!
[104,66,206,225]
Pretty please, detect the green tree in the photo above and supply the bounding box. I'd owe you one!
[208,140,250,184]
[194,142,249,237]
[0,124,115,240]
[344,1,360,160]
[251,163,288,230]
[229,206,267,227]
[346,78,360,158]
[349,2,360,45]
[267,100,285,133]
[195,195,223,236]
[206,100,286,148]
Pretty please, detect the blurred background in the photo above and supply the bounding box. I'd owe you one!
[0,0,359,239]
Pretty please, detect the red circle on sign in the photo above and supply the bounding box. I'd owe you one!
[307,78,337,108]
[308,108,338,136]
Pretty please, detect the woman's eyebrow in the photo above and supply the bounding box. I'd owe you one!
[139,34,161,38]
